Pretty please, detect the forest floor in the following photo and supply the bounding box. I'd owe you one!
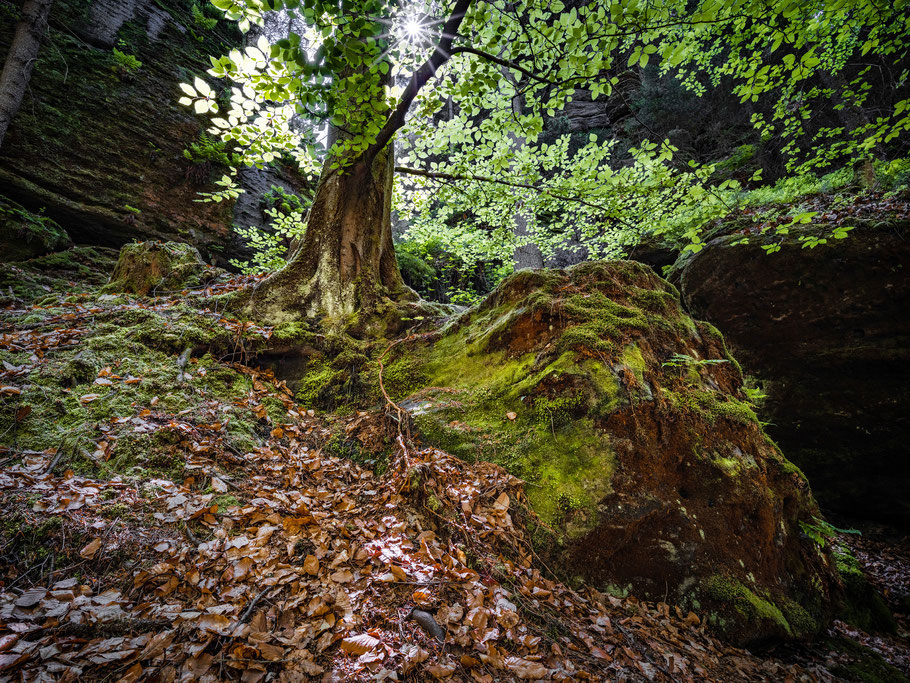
[0,250,908,681]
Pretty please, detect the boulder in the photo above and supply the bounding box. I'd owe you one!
[386,261,840,646]
[675,221,910,526]
[105,241,220,295]
[0,194,72,260]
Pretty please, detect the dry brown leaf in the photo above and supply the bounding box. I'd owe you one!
[304,554,319,575]
[198,613,234,635]
[14,588,46,608]
[340,633,380,656]
[505,656,550,679]
[80,538,102,559]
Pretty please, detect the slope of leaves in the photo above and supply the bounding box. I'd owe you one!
[0,262,906,681]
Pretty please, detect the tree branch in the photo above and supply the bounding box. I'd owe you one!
[365,0,474,162]
[394,165,616,214]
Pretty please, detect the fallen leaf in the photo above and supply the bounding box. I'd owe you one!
[340,633,380,656]
[80,538,102,559]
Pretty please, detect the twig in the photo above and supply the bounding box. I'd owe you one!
[239,587,270,624]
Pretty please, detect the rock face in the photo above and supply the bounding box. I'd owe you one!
[0,0,304,265]
[0,195,72,260]
[386,261,840,645]
[675,222,910,527]
[105,241,219,295]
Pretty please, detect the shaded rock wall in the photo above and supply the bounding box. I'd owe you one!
[0,0,304,266]
[676,222,910,526]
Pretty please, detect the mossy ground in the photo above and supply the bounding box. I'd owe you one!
[0,255,287,483]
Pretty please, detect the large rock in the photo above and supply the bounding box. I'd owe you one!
[105,241,220,295]
[675,221,910,526]
[384,261,840,646]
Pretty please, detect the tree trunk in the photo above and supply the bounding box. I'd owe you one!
[243,141,414,327]
[0,0,53,150]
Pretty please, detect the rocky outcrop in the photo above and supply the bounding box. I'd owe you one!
[0,194,72,259]
[379,261,840,646]
[675,221,910,527]
[0,0,304,266]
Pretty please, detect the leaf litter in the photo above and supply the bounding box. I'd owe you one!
[0,270,907,681]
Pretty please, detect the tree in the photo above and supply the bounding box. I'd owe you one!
[0,0,54,150]
[183,0,910,325]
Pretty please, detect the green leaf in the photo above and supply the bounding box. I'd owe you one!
[194,77,212,97]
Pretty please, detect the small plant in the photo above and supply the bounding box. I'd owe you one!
[230,186,310,274]
[111,41,142,76]
[799,516,860,548]
[184,133,236,184]
[662,353,729,369]
[191,3,218,30]
[183,132,232,167]
[742,378,767,406]
[123,204,141,214]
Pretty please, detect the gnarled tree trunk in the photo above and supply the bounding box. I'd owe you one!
[243,140,413,326]
[0,0,53,150]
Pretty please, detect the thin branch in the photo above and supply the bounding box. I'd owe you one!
[394,165,620,216]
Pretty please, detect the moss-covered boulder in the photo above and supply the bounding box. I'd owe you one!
[105,241,220,295]
[672,220,910,526]
[388,260,840,646]
[0,194,72,260]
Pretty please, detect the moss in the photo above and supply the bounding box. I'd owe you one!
[701,574,794,637]
[825,635,910,683]
[619,344,647,385]
[0,246,117,304]
[295,359,341,408]
[271,321,320,344]
[697,321,744,378]
[0,194,72,260]
[835,549,897,634]
[101,502,131,519]
[629,286,677,313]
[662,387,758,426]
[103,241,219,296]
[214,494,240,511]
[559,292,649,352]
[382,354,430,401]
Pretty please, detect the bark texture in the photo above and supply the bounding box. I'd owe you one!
[244,142,413,327]
[0,0,53,150]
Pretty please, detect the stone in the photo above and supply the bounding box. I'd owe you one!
[390,260,840,646]
[105,241,219,295]
[674,221,910,526]
[0,194,72,260]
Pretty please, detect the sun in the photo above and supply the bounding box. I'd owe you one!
[402,17,426,42]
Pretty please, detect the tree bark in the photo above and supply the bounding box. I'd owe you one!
[242,0,473,328]
[0,0,53,150]
[243,140,414,326]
